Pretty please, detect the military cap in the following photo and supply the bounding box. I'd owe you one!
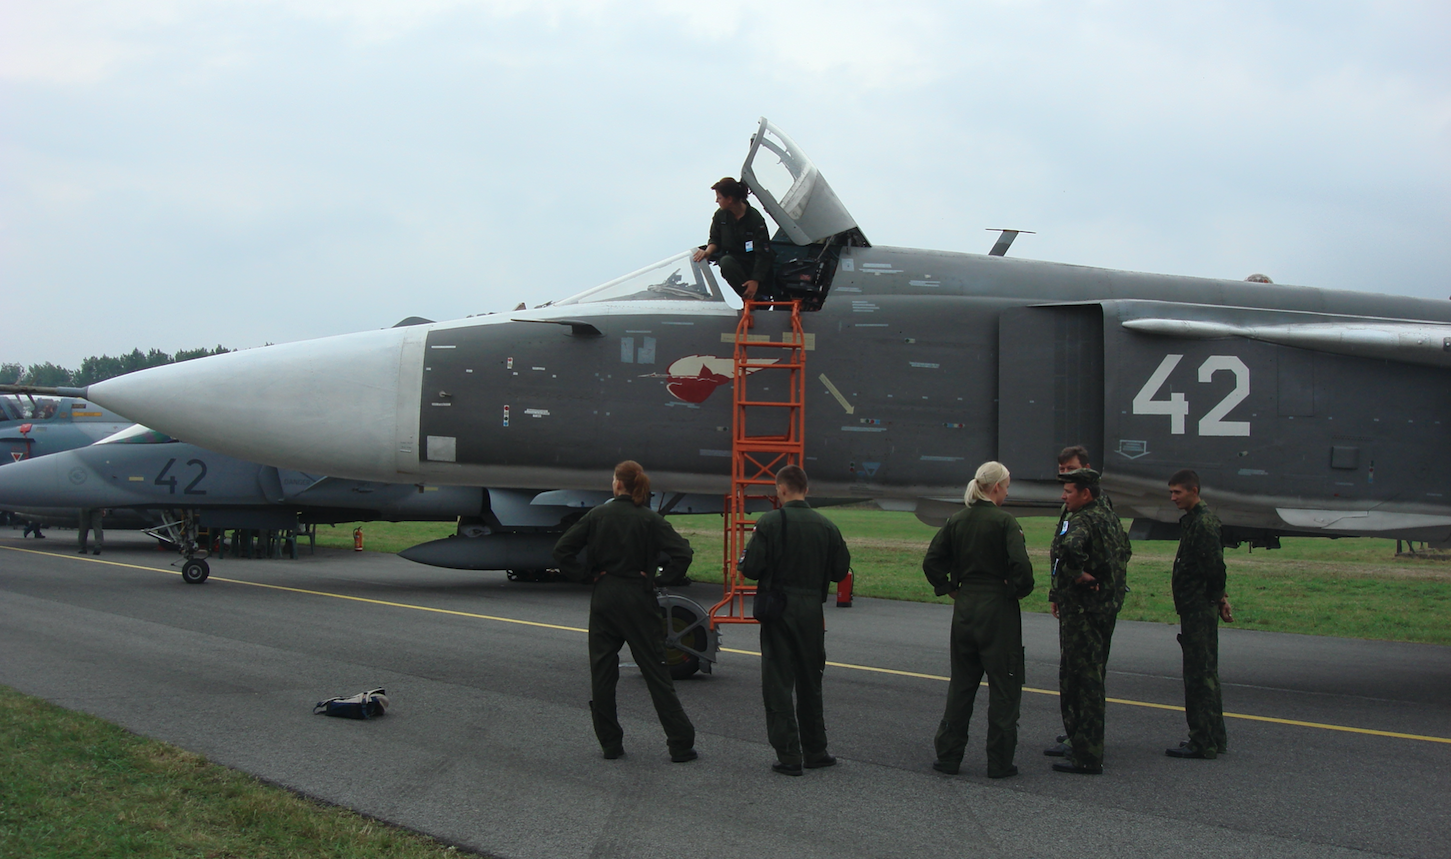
[1057,467,1101,487]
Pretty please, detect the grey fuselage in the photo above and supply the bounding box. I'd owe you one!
[85,244,1451,541]
[0,439,487,528]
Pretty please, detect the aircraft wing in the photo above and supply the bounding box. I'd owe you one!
[1106,300,1451,369]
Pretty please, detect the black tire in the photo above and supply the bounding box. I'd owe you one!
[663,604,706,680]
[181,559,209,584]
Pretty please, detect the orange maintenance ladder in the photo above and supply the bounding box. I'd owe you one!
[708,299,808,629]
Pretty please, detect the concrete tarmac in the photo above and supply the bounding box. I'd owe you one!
[2,531,1448,859]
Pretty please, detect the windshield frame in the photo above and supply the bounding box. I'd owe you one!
[553,250,732,307]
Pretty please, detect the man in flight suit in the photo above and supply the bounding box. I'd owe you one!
[691,177,776,302]
[78,508,104,555]
[741,465,851,775]
[1049,468,1131,775]
[1166,469,1233,759]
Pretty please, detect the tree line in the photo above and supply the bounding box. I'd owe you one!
[2,346,232,388]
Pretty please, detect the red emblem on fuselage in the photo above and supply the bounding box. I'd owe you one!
[646,355,778,404]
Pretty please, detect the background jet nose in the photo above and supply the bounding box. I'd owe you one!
[0,451,68,507]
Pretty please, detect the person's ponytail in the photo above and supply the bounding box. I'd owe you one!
[614,460,651,506]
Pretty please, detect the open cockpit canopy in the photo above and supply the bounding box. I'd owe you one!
[742,118,867,248]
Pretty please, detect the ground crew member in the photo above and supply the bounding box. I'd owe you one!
[740,465,850,776]
[1166,469,1232,759]
[1045,445,1111,758]
[78,508,103,555]
[923,461,1034,780]
[691,177,775,302]
[1049,468,1130,775]
[552,461,698,763]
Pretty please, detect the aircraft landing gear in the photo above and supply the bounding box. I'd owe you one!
[147,510,212,584]
[181,558,210,584]
[657,591,719,679]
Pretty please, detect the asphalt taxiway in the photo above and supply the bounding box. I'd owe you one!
[2,531,1448,859]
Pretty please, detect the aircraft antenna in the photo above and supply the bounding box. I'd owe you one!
[986,228,1035,257]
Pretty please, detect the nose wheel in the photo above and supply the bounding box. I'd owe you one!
[181,558,210,584]
[172,510,211,584]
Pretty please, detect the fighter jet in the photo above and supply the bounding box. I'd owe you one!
[29,118,1451,552]
[1,393,131,464]
[0,423,506,579]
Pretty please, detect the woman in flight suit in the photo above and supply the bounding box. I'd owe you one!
[552,461,698,762]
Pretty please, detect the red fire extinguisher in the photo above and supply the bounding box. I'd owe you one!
[836,569,854,607]
[353,527,364,552]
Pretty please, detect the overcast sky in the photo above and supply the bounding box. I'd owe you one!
[3,0,1447,368]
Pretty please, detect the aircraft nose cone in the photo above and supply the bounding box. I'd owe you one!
[0,451,68,507]
[87,327,422,482]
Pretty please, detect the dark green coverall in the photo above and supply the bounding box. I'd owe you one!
[1049,498,1131,769]
[552,495,696,757]
[740,500,850,766]
[1173,500,1228,755]
[708,203,775,298]
[923,499,1034,777]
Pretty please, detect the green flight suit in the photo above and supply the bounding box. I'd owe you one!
[740,500,850,766]
[78,508,104,554]
[708,203,775,298]
[923,499,1034,777]
[1173,500,1228,754]
[1049,497,1131,769]
[553,495,696,757]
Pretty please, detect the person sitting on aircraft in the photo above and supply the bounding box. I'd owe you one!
[691,177,776,303]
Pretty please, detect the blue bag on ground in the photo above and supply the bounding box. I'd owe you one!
[313,688,389,719]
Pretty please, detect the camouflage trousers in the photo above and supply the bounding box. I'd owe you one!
[1058,608,1117,768]
[1179,606,1227,753]
[934,585,1024,777]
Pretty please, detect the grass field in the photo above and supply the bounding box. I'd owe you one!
[0,687,470,859]
[317,509,1451,646]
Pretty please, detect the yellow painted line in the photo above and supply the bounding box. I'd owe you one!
[0,545,587,634]
[6,543,1449,745]
[211,577,589,634]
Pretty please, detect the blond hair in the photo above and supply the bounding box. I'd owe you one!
[964,461,1010,505]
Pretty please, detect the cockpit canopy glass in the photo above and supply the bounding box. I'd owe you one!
[96,425,175,445]
[554,251,728,306]
[0,395,61,421]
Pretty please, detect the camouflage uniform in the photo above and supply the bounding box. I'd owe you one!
[1173,500,1228,755]
[1049,493,1131,770]
[923,500,1034,777]
[553,496,696,758]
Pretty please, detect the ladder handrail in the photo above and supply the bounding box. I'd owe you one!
[708,299,807,628]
